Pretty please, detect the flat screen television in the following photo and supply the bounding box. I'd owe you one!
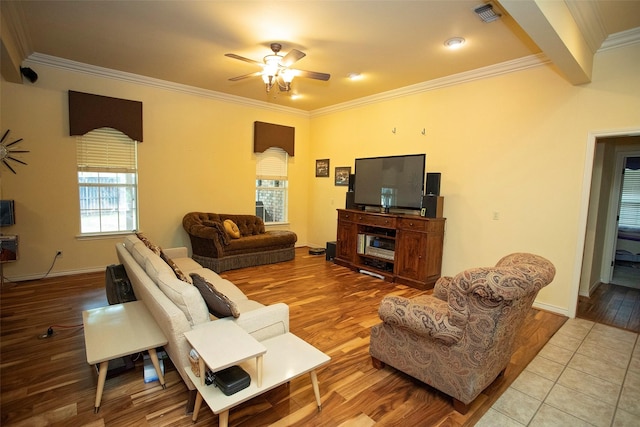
[0,200,15,227]
[354,154,425,210]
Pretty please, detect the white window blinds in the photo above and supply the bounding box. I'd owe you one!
[77,127,137,172]
[256,147,287,180]
[620,167,640,228]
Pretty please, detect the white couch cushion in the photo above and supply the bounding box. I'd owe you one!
[155,271,209,326]
[235,299,265,313]
[144,256,174,284]
[131,241,153,268]
[172,257,205,276]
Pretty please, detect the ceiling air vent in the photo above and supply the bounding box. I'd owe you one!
[474,3,502,23]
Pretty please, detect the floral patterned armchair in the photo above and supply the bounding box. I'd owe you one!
[369,253,556,413]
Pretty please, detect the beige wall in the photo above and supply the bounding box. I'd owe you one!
[1,43,639,316]
[307,44,640,315]
[0,63,312,279]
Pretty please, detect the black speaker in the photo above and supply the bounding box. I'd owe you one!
[346,191,356,209]
[421,195,444,218]
[348,174,356,192]
[326,241,336,261]
[426,172,441,196]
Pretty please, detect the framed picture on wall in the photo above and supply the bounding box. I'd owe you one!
[316,159,330,177]
[335,167,351,186]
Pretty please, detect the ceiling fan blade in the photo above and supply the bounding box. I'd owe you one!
[280,49,306,67]
[224,53,263,66]
[293,69,331,81]
[229,71,263,81]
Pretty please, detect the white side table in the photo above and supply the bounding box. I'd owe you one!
[184,318,267,387]
[185,329,331,427]
[83,301,168,413]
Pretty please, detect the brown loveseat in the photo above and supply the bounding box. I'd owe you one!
[369,253,556,414]
[182,212,297,273]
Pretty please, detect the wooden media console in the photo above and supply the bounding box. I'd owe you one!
[335,209,445,289]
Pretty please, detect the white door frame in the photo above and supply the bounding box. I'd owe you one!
[571,127,640,318]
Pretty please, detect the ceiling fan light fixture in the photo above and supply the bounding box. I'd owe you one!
[444,37,466,49]
[281,69,295,83]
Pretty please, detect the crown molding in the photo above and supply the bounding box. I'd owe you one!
[565,0,608,54]
[599,27,640,52]
[24,53,310,118]
[310,53,550,117]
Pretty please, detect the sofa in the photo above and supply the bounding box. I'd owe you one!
[115,234,289,410]
[369,253,556,414]
[182,212,297,273]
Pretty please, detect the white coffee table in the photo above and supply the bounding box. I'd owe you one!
[185,327,331,427]
[82,301,168,413]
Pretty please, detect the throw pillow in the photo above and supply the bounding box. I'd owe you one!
[223,219,241,239]
[136,232,161,255]
[160,250,191,283]
[190,273,240,318]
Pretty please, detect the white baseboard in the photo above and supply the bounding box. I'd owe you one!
[4,266,105,283]
[533,301,570,318]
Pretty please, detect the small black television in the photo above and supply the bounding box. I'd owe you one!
[0,200,16,227]
[354,154,425,210]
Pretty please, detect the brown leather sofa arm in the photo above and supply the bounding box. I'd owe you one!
[182,213,228,257]
[377,295,464,345]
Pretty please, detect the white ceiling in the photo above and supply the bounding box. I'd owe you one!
[3,1,640,112]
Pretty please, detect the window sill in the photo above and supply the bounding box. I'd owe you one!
[76,231,136,240]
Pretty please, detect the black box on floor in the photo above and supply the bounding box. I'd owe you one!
[326,241,336,261]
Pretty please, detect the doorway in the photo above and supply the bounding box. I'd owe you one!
[576,134,640,332]
[612,155,640,289]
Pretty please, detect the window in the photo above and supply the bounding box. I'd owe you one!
[620,159,640,228]
[77,127,138,234]
[256,147,288,224]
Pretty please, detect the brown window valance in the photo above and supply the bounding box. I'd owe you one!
[68,90,143,142]
[254,121,294,156]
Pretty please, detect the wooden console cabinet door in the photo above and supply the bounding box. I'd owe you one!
[336,212,356,264]
[395,218,445,289]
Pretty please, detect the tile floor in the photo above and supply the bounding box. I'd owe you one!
[476,318,640,427]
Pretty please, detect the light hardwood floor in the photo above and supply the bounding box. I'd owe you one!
[0,248,566,426]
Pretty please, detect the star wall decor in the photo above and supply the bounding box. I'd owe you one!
[0,129,29,174]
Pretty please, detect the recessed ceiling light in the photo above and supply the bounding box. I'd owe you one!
[290,93,302,100]
[444,37,466,49]
[348,73,363,81]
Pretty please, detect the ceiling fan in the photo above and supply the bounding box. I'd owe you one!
[225,43,330,93]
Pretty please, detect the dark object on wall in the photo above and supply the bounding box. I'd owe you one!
[20,67,38,83]
[326,241,336,261]
[68,91,143,142]
[254,121,295,156]
[348,174,356,192]
[426,172,441,196]
[421,195,444,218]
[0,200,15,226]
[105,264,136,304]
[0,235,18,262]
[206,365,251,395]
